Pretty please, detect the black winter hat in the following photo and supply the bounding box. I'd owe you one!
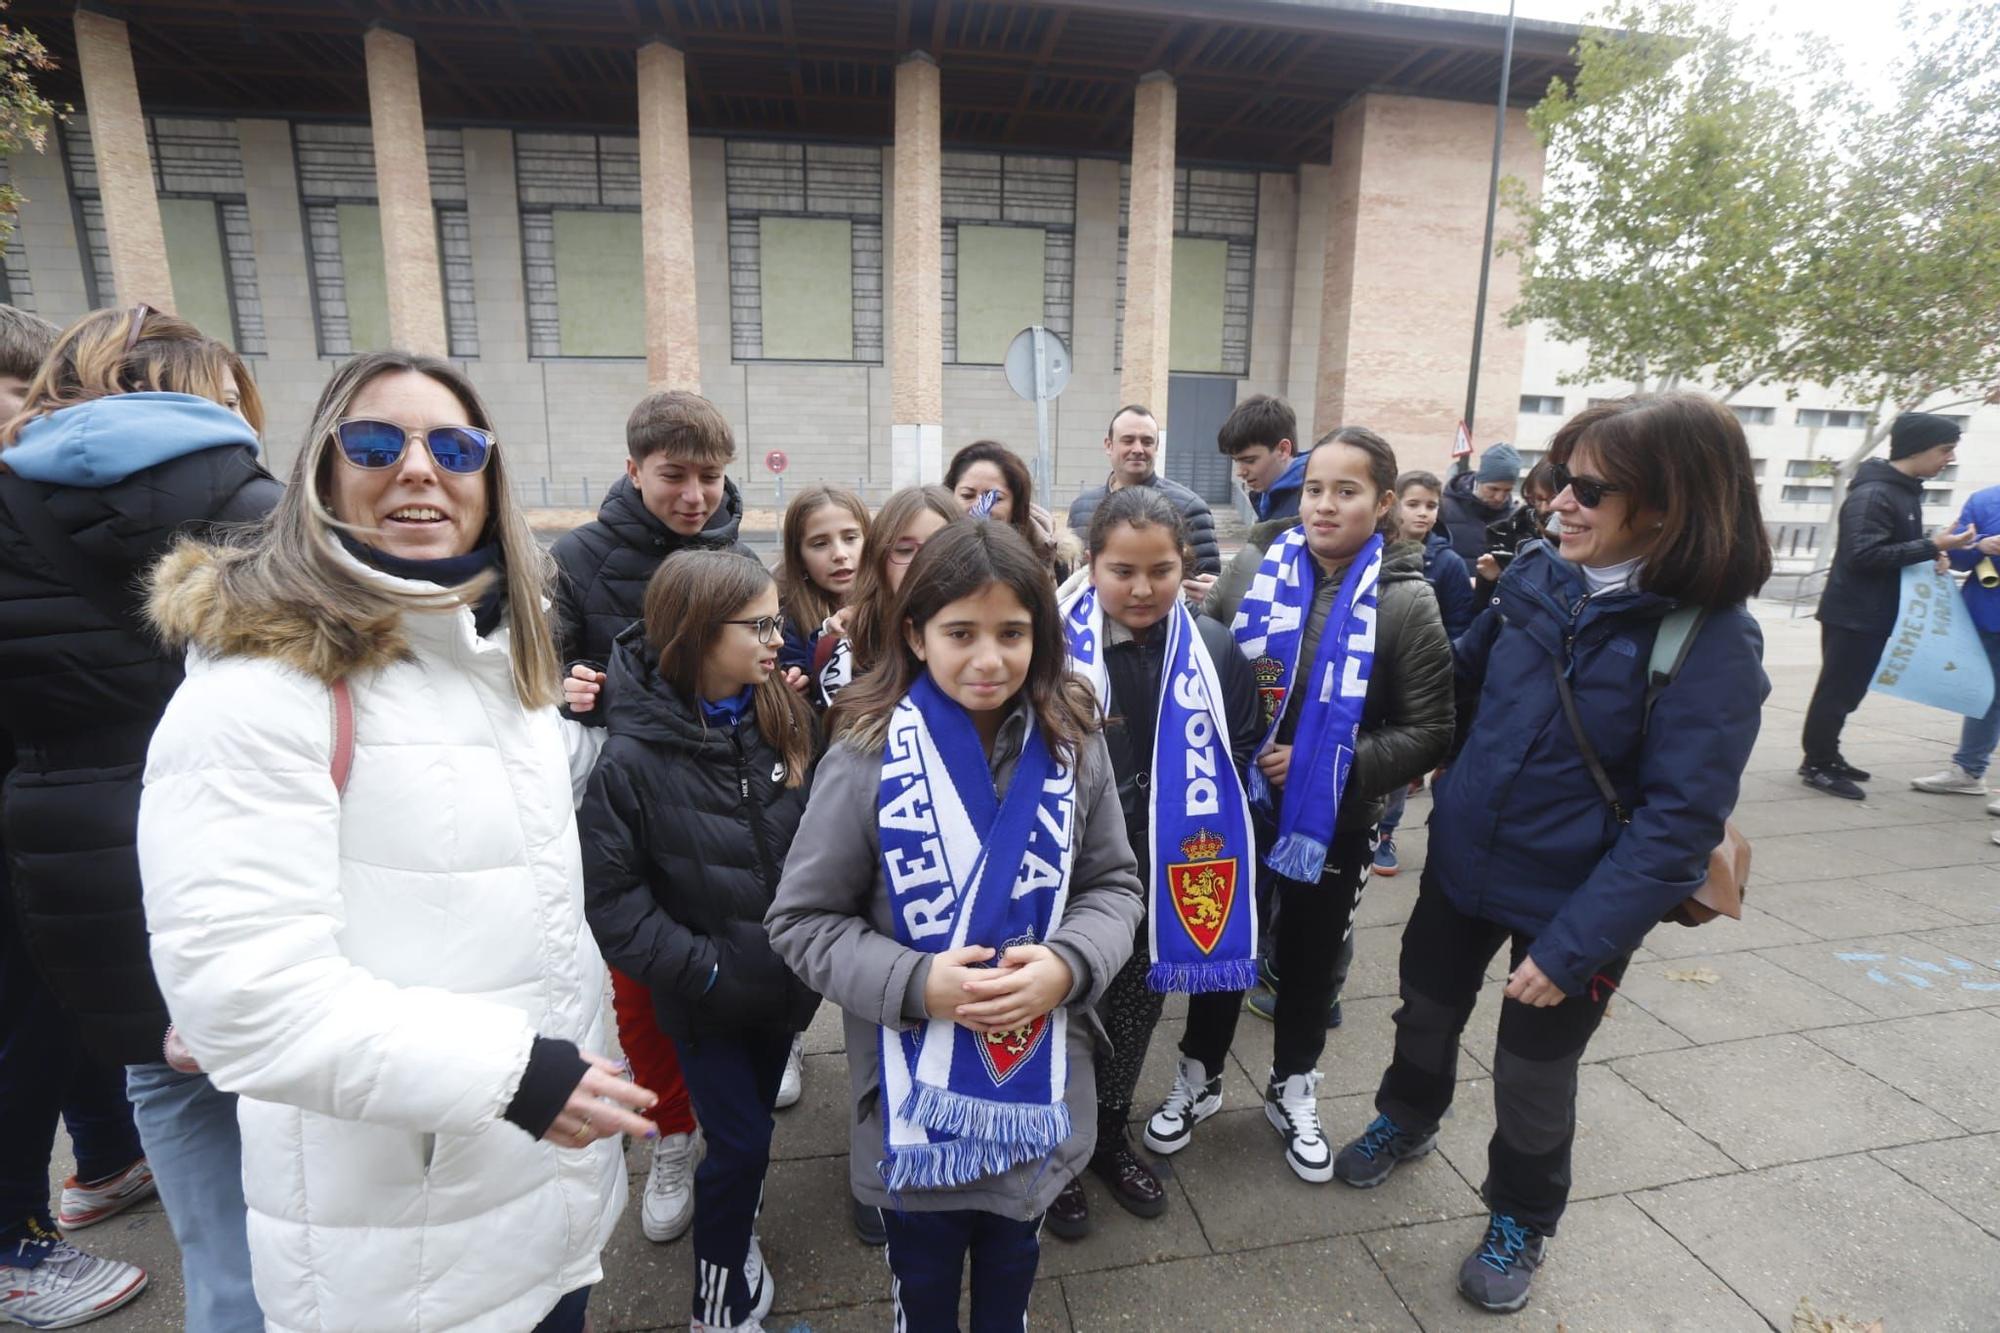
[1890,412,1962,460]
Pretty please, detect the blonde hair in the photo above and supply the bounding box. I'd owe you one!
[166,351,560,708]
[0,305,263,446]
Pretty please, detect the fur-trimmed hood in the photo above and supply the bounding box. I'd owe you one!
[147,539,413,685]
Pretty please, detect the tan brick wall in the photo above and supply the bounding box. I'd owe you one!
[1119,72,1176,440]
[1315,93,1541,470]
[889,53,942,438]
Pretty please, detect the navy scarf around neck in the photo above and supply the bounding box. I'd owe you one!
[338,532,507,636]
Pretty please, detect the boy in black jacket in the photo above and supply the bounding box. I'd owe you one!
[551,390,759,676]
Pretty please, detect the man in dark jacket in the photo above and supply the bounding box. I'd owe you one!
[1438,443,1524,569]
[1802,412,1975,798]
[1067,405,1222,578]
[551,391,759,673]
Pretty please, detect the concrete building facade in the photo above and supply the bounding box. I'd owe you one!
[3,0,1577,512]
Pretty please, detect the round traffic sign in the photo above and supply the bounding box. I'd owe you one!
[1004,325,1072,403]
[764,449,789,474]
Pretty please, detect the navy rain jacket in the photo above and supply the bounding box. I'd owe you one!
[1430,543,1769,995]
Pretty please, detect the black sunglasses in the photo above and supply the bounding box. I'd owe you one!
[334,418,495,475]
[1548,462,1625,509]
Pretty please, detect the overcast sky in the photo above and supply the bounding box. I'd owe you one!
[1435,0,1935,71]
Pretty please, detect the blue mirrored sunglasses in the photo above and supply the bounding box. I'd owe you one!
[333,418,495,475]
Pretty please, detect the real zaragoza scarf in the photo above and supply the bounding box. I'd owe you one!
[1061,585,1258,994]
[1231,528,1383,883]
[876,673,1076,1192]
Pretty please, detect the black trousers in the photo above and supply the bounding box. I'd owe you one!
[1094,928,1165,1135]
[1374,870,1629,1235]
[1801,623,1889,766]
[1183,826,1373,1080]
[883,1207,1042,1333]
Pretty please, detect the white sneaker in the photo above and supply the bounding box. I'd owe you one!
[57,1160,156,1230]
[1142,1055,1223,1155]
[774,1035,804,1111]
[0,1226,149,1328]
[691,1235,773,1331]
[1264,1070,1334,1183]
[641,1129,703,1243]
[1912,765,1989,795]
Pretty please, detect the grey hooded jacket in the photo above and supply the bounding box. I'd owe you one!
[765,711,1142,1218]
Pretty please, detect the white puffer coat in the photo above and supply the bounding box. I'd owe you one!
[137,542,625,1333]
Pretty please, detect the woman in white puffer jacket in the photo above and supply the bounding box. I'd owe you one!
[136,351,655,1333]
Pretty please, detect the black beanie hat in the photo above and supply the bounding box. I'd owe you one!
[1890,412,1962,460]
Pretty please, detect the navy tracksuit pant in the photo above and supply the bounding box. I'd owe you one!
[882,1206,1043,1332]
[677,1027,791,1328]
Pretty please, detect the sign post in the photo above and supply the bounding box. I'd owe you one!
[765,448,789,510]
[1004,325,1072,504]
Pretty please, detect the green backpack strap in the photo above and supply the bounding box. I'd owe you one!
[1643,605,1708,732]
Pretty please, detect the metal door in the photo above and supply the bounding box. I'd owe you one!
[1165,374,1241,506]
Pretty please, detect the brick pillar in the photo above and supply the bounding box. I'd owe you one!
[363,25,447,356]
[637,41,700,393]
[72,7,174,311]
[1316,93,1541,461]
[1119,71,1177,442]
[889,51,942,487]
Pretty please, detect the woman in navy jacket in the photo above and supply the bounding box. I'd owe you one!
[1331,394,1771,1315]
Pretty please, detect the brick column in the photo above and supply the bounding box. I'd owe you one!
[889,51,942,487]
[1119,70,1176,440]
[637,41,700,392]
[363,25,447,356]
[72,7,174,310]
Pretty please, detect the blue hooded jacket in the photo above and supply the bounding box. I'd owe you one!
[1948,486,2000,635]
[1422,531,1479,640]
[4,391,260,486]
[1431,543,1768,995]
[1253,451,1309,522]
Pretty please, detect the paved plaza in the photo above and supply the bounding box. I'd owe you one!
[51,605,2000,1331]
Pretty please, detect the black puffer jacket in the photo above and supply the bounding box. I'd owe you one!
[578,625,820,1043]
[1818,458,1935,636]
[551,474,759,669]
[0,429,279,1064]
[1206,521,1456,833]
[1438,468,1522,566]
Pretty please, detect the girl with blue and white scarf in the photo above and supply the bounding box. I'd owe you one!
[1142,428,1455,1188]
[765,520,1142,1331]
[1049,487,1264,1241]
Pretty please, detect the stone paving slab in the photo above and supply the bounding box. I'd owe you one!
[1169,1096,1487,1252]
[1746,875,1968,940]
[1756,932,2000,1019]
[1613,950,1872,1043]
[1873,1133,2000,1239]
[1806,1010,2000,1133]
[1878,864,2000,924]
[1060,1236,1417,1331]
[1633,1152,2000,1333]
[1612,1033,1961,1169]
[1433,1065,1738,1203]
[1361,1194,1768,1333]
[1635,903,1815,958]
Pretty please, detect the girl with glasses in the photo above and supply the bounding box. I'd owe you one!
[1332,394,1770,1314]
[810,485,962,718]
[576,551,821,1333]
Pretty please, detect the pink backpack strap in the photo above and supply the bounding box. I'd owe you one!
[328,679,355,796]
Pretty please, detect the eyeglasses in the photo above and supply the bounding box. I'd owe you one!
[333,418,495,475]
[887,538,929,566]
[1548,463,1625,509]
[723,615,786,644]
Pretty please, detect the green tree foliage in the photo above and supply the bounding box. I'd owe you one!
[0,2,54,252]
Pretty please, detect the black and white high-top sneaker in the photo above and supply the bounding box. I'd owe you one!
[1264,1070,1333,1182]
[1143,1055,1223,1155]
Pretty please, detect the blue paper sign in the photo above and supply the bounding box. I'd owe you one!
[1870,564,1997,718]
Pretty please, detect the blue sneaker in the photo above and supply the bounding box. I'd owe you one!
[1333,1112,1437,1188]
[1372,835,1400,876]
[1456,1213,1548,1313]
